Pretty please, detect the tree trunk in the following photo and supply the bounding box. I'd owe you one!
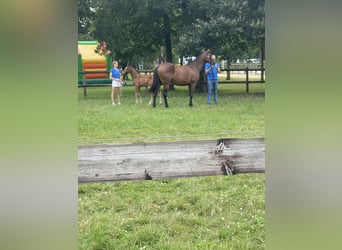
[162,13,175,90]
[163,14,172,63]
[227,62,231,80]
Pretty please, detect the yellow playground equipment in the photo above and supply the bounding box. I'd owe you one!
[78,41,112,85]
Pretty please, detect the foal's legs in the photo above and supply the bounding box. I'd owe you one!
[148,93,153,105]
[136,87,142,104]
[135,86,139,104]
[149,91,162,105]
[138,87,142,103]
[158,90,162,104]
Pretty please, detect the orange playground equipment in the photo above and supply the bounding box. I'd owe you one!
[78,41,112,85]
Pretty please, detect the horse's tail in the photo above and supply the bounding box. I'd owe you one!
[149,66,160,94]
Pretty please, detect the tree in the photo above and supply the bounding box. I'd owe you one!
[174,0,265,62]
[78,0,265,67]
[78,0,94,39]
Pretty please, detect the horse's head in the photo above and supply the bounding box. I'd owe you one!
[206,49,212,62]
[198,49,211,64]
[125,65,136,74]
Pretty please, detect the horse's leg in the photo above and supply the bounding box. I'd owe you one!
[135,86,139,105]
[151,66,161,108]
[153,90,157,107]
[163,90,168,108]
[153,83,161,107]
[153,89,159,107]
[138,87,142,104]
[148,93,153,105]
[188,84,194,107]
[162,84,169,108]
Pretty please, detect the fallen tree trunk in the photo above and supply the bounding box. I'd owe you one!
[78,138,264,183]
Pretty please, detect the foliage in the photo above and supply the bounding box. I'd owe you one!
[78,0,265,66]
[78,0,93,35]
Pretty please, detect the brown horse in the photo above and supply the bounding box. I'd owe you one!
[149,50,211,108]
[123,65,162,105]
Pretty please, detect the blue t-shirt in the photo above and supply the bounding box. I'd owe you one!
[110,67,121,79]
[205,62,220,80]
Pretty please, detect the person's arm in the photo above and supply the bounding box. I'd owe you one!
[205,63,212,74]
[216,63,221,73]
[118,70,123,83]
[110,70,114,80]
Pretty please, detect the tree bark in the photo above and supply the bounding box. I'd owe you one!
[162,13,175,90]
[163,13,172,63]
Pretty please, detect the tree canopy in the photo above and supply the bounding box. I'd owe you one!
[78,0,264,66]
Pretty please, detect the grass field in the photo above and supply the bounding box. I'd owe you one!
[79,175,265,249]
[78,82,264,144]
[78,82,265,249]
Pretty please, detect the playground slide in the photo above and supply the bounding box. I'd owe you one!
[78,41,112,84]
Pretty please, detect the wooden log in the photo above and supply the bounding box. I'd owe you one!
[78,138,265,183]
[214,138,265,174]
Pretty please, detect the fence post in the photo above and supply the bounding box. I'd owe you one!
[82,71,87,97]
[245,67,249,94]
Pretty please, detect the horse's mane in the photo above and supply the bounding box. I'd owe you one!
[127,65,137,70]
[186,60,195,66]
[186,52,208,67]
[127,65,140,73]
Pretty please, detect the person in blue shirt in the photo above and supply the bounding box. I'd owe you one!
[204,54,221,104]
[110,60,123,105]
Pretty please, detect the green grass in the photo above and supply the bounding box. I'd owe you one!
[78,83,264,144]
[78,83,265,249]
[79,175,265,250]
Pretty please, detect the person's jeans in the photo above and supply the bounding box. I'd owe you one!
[207,79,218,104]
